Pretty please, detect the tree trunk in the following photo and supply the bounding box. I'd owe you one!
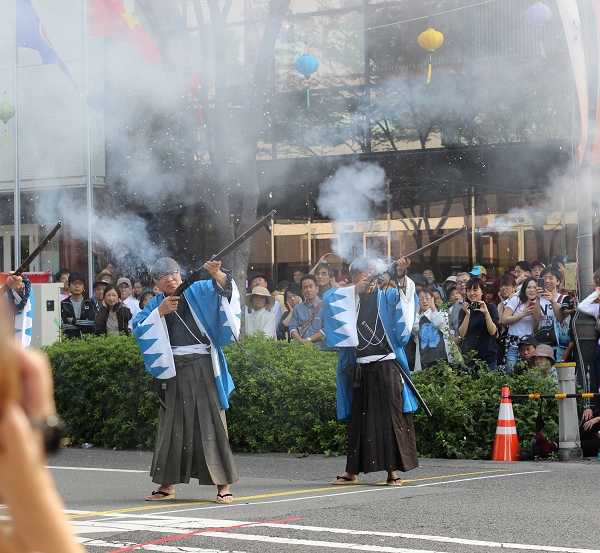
[202,0,291,330]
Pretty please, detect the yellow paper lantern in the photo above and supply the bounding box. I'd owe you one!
[417,27,444,84]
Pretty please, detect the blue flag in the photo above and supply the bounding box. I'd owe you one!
[17,0,77,88]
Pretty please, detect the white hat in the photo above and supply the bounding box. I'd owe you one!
[245,286,275,310]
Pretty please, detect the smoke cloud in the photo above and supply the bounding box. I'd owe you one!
[316,162,387,262]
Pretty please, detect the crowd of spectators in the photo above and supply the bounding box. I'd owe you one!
[56,261,156,339]
[55,253,585,377]
[56,255,587,380]
[51,253,600,459]
[243,255,587,382]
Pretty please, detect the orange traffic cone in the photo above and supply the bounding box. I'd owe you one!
[491,386,520,461]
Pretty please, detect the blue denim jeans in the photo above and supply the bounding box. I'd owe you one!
[487,360,498,371]
[505,345,519,372]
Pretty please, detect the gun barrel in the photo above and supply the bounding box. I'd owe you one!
[171,210,277,297]
[404,225,467,260]
[0,221,62,295]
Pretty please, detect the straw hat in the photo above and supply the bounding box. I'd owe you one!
[245,286,275,310]
[95,270,116,285]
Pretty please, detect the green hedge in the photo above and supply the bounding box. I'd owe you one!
[44,334,158,450]
[44,334,560,458]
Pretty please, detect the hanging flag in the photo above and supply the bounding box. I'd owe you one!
[89,0,162,63]
[17,0,77,88]
[555,0,588,164]
[592,0,600,165]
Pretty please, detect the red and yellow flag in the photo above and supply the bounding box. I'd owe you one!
[89,0,162,63]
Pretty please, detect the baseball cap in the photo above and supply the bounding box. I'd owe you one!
[117,277,132,287]
[470,265,487,276]
[444,276,457,284]
[68,272,85,285]
[518,335,538,347]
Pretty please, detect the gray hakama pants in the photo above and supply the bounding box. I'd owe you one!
[345,359,419,475]
[150,353,239,486]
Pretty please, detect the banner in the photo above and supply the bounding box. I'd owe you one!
[17,0,77,87]
[89,0,162,63]
[555,0,588,164]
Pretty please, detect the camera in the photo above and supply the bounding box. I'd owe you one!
[537,278,545,290]
[552,254,568,270]
[561,295,575,311]
[468,301,481,310]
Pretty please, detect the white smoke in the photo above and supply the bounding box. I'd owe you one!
[316,162,386,262]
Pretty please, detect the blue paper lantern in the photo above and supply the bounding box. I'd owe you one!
[294,54,319,107]
[525,2,552,58]
[294,54,319,78]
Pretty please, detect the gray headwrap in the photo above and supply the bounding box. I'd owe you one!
[150,257,180,280]
[348,257,376,278]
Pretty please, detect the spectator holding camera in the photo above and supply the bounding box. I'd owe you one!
[501,277,537,370]
[458,277,499,370]
[533,266,570,359]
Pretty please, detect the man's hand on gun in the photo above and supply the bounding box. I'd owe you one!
[159,296,180,317]
[6,272,24,296]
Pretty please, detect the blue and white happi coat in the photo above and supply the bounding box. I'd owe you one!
[133,279,242,410]
[322,278,419,420]
[7,276,34,348]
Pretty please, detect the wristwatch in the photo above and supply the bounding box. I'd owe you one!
[30,414,66,455]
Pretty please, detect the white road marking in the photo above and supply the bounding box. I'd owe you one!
[80,532,600,553]
[122,470,550,518]
[202,532,600,553]
[80,539,245,552]
[48,466,147,473]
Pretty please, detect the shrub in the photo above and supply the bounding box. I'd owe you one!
[224,335,347,454]
[45,334,560,458]
[43,334,158,450]
[412,361,558,459]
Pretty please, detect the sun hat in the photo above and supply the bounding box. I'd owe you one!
[95,270,116,284]
[534,344,555,364]
[245,286,275,310]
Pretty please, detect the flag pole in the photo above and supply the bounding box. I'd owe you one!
[13,0,21,270]
[83,0,94,286]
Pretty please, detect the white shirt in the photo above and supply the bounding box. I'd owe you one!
[245,300,282,324]
[122,296,141,329]
[578,291,600,345]
[245,308,276,339]
[505,296,534,337]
